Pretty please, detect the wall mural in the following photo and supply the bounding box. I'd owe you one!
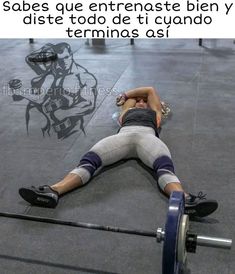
[8,42,98,139]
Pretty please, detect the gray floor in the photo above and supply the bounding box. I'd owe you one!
[0,39,234,274]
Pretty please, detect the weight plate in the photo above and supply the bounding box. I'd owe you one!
[162,191,185,274]
[177,214,189,264]
[8,79,22,90]
[27,51,58,62]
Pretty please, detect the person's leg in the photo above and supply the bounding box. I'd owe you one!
[136,130,218,217]
[163,182,186,196]
[19,131,135,207]
[19,149,102,207]
[51,173,83,195]
[135,130,185,196]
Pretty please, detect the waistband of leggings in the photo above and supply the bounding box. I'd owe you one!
[119,126,155,135]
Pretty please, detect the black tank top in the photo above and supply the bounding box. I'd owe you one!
[121,108,159,137]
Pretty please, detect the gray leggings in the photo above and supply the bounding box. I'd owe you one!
[71,126,180,190]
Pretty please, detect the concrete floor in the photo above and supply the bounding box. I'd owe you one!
[0,39,234,274]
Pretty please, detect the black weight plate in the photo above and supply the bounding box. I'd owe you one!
[27,51,57,62]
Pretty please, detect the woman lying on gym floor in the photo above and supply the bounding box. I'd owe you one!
[19,87,218,218]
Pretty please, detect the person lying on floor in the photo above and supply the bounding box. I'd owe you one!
[19,86,218,218]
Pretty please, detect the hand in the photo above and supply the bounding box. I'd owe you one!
[116,93,127,106]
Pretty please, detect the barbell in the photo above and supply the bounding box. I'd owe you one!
[0,191,232,274]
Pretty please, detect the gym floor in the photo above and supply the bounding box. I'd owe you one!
[0,39,234,274]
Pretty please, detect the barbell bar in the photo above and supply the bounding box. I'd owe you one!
[0,191,232,274]
[0,211,156,238]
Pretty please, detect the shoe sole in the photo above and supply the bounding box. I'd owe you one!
[19,188,57,208]
[185,200,218,218]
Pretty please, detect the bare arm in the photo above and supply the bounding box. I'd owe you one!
[119,98,136,124]
[124,87,160,110]
[123,87,162,127]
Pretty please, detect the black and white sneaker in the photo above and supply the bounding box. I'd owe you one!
[185,192,218,218]
[19,185,59,208]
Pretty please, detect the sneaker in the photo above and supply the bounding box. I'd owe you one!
[185,191,218,218]
[19,185,59,208]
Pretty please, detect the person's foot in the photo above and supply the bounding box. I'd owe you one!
[19,185,59,208]
[185,192,218,218]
